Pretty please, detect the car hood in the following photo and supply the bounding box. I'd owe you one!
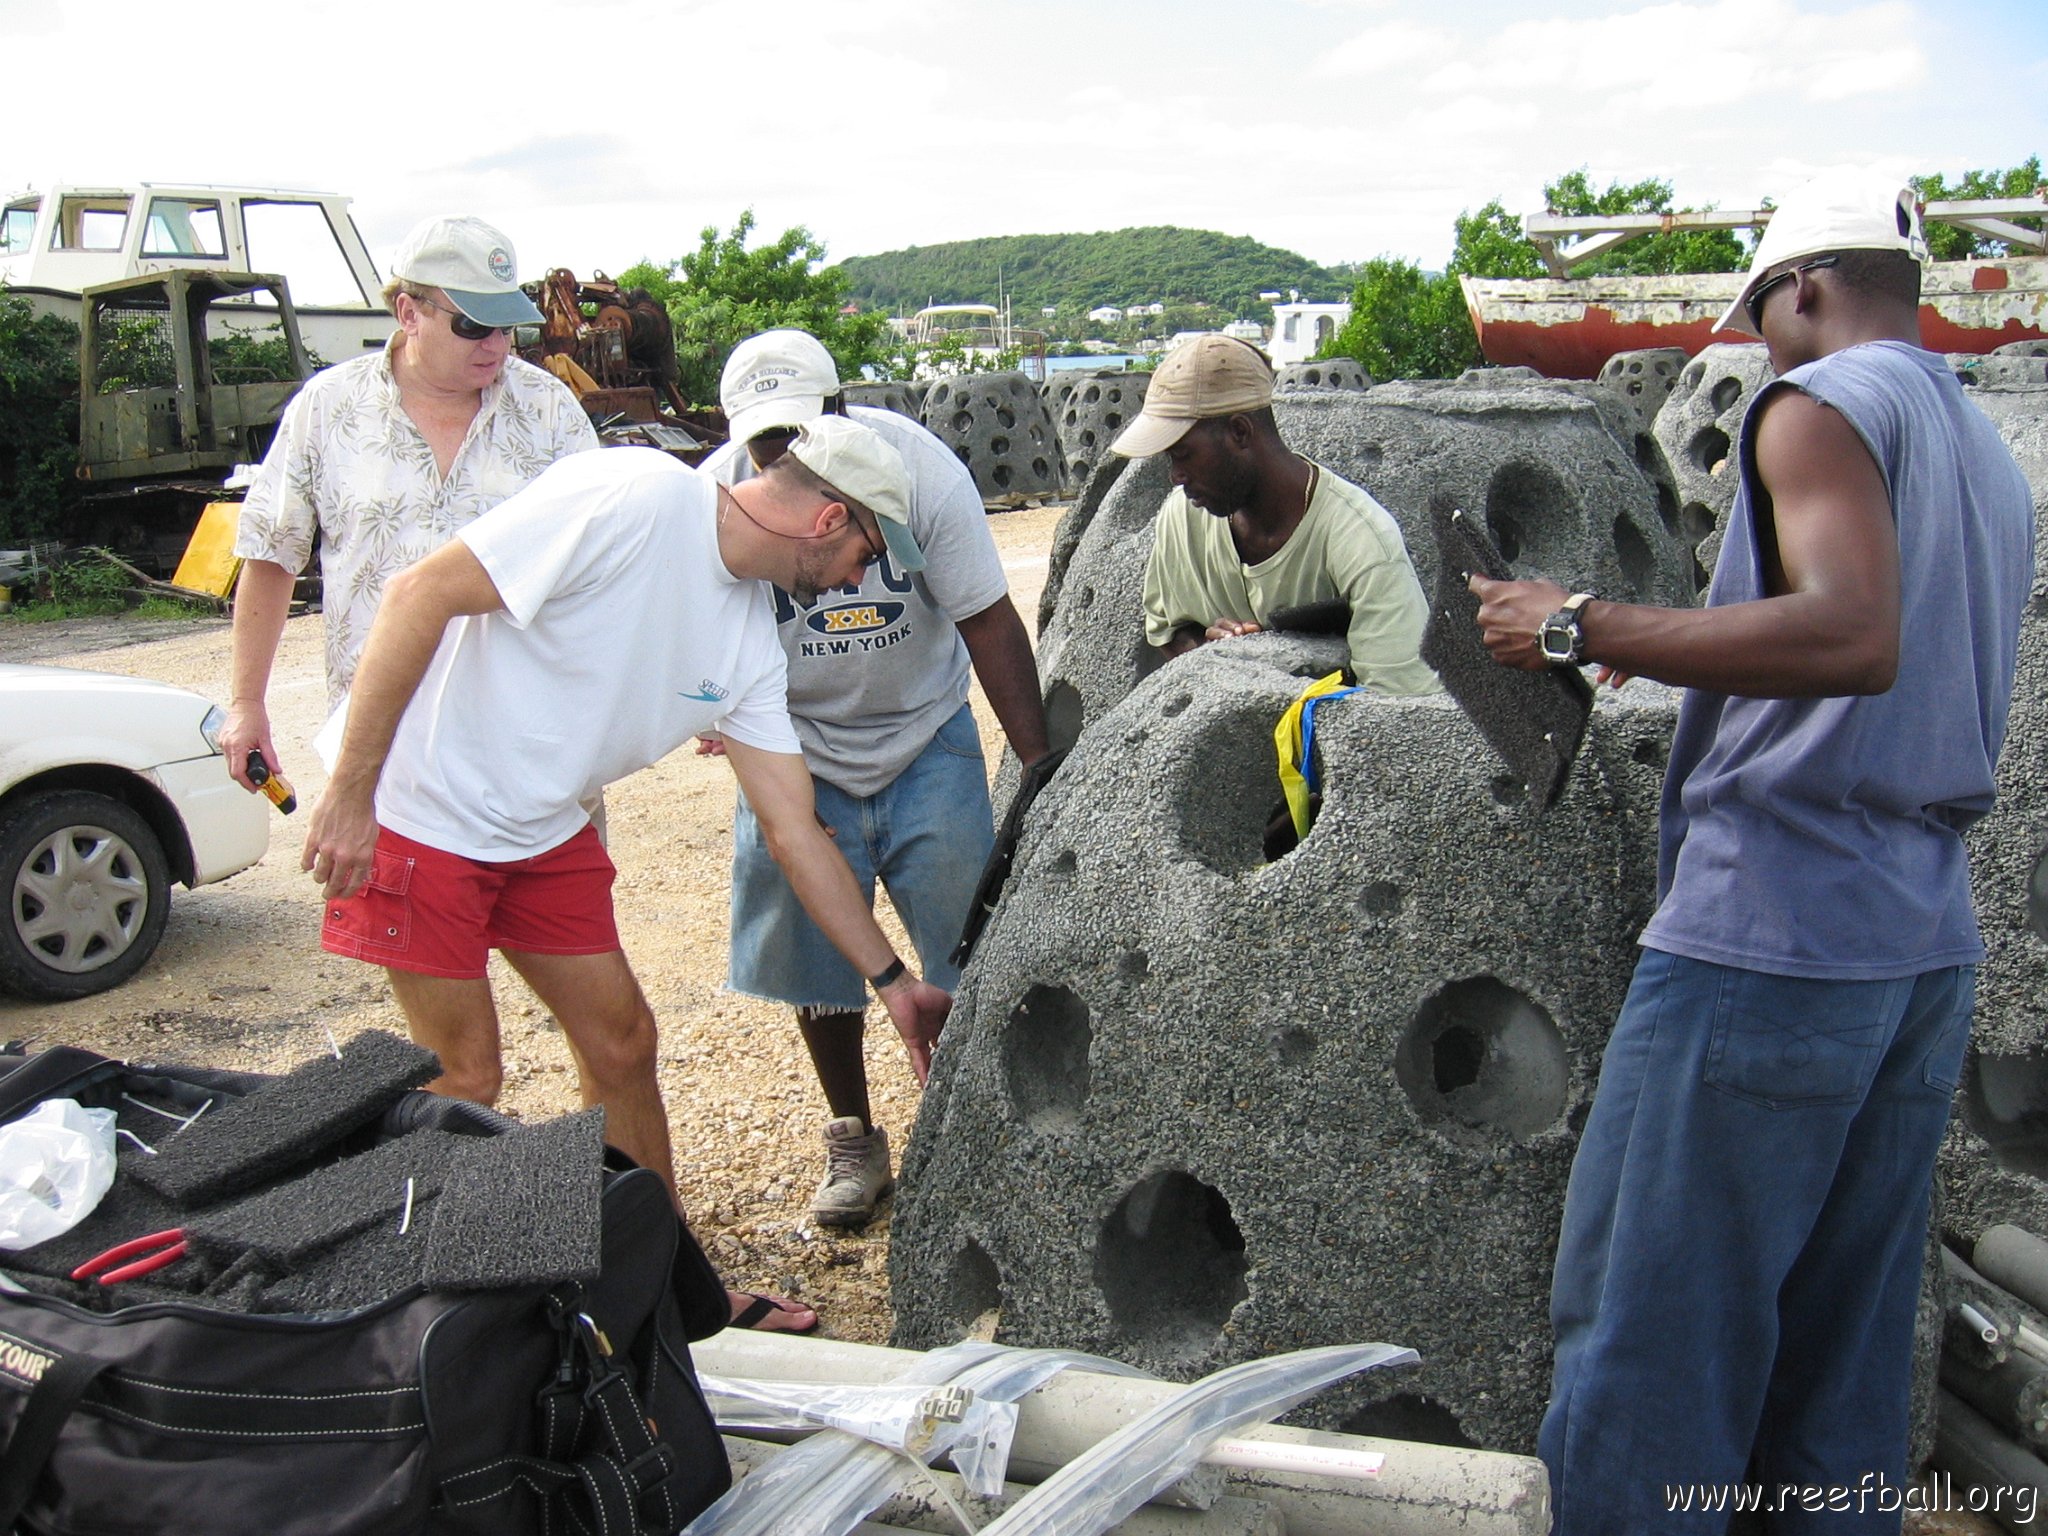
[0,662,224,780]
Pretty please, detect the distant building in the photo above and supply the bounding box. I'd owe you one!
[1166,330,1215,350]
[1127,302,1165,318]
[1041,306,1058,318]
[1266,301,1351,365]
[1087,305,1125,324]
[1223,319,1266,343]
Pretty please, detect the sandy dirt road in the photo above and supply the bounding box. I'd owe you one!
[0,504,1064,1343]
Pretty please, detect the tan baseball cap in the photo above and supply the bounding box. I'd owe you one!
[787,416,924,572]
[1111,334,1276,458]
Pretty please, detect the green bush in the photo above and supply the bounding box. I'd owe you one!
[0,291,82,545]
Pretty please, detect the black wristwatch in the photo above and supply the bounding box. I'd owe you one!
[1538,593,1596,666]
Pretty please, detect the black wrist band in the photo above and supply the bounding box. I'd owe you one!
[868,958,907,991]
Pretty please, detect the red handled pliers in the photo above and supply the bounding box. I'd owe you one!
[71,1228,187,1285]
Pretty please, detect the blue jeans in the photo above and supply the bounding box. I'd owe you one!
[1541,949,1973,1534]
[727,705,994,1010]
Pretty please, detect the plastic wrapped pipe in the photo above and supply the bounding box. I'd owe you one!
[684,1341,1153,1536]
[973,1342,1419,1536]
[700,1376,993,1463]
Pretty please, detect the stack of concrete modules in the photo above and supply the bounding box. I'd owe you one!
[1276,359,1373,393]
[921,371,1063,507]
[1030,374,1694,757]
[1648,343,1776,580]
[1933,369,2048,1247]
[1045,369,1150,495]
[841,380,927,421]
[890,634,1681,1451]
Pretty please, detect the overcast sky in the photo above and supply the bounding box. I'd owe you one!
[8,0,2045,297]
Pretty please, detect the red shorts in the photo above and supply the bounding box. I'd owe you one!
[321,824,620,979]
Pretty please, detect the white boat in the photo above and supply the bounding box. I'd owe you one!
[1,182,392,362]
[897,303,1048,381]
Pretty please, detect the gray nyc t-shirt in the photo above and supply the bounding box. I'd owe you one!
[703,405,1008,798]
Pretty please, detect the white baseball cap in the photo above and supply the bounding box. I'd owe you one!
[722,329,841,446]
[1714,169,1929,337]
[787,416,924,573]
[390,214,543,327]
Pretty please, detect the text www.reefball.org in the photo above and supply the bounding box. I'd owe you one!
[1664,1472,2036,1522]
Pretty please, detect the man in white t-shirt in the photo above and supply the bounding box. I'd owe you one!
[700,330,1048,1229]
[303,418,948,1334]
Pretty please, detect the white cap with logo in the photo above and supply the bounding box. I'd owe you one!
[787,416,924,573]
[390,214,543,328]
[721,329,842,447]
[1714,169,1929,337]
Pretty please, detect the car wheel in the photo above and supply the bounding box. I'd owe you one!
[0,790,171,1001]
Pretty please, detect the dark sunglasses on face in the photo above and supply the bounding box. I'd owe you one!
[413,294,512,341]
[1745,255,1839,332]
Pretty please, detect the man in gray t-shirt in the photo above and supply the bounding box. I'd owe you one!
[702,330,1049,1227]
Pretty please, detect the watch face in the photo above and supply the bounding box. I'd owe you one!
[1539,617,1577,663]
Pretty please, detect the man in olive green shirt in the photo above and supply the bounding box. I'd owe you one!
[1114,335,1438,695]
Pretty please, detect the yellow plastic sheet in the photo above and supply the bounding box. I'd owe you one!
[171,502,245,597]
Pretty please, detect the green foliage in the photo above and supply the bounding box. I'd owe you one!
[839,228,1347,318]
[0,291,82,544]
[620,211,891,408]
[1450,172,1744,279]
[1322,258,1479,381]
[1914,158,2045,260]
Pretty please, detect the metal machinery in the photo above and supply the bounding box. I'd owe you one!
[520,269,720,459]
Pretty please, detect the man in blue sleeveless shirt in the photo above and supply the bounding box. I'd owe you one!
[1472,170,2033,1530]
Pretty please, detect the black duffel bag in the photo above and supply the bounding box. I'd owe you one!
[0,1045,732,1536]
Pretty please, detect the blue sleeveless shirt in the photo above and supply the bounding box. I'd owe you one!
[1639,341,2033,979]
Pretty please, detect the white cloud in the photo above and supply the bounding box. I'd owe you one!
[1316,20,1449,76]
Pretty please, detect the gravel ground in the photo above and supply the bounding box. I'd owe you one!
[0,502,1063,1345]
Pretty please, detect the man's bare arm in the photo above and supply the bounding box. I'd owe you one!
[222,559,297,789]
[720,736,952,1083]
[302,541,506,899]
[1472,390,1900,698]
[955,596,1051,763]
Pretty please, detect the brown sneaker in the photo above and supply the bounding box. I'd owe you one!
[811,1117,894,1228]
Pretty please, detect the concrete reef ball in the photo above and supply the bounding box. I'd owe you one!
[920,371,1062,507]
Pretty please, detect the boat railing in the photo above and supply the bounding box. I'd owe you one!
[1524,195,2048,277]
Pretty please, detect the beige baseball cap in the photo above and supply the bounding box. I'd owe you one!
[721,329,841,445]
[1714,169,1929,337]
[390,214,543,327]
[787,416,924,573]
[1111,334,1276,458]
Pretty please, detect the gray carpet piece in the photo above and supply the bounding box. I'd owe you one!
[129,1032,439,1206]
[422,1112,606,1291]
[184,1131,465,1268]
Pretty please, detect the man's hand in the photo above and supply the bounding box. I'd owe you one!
[1469,573,1570,671]
[694,733,728,758]
[221,698,280,790]
[876,974,951,1085]
[302,780,380,901]
[1204,617,1262,642]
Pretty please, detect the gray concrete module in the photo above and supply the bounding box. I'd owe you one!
[1048,370,1152,495]
[1595,348,1689,436]
[921,371,1064,507]
[840,380,927,420]
[1033,377,1692,757]
[1276,360,1373,393]
[890,639,1681,1451]
[1648,343,1776,581]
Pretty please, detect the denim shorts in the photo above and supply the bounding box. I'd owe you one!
[727,704,995,1010]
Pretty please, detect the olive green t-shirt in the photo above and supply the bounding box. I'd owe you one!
[1140,468,1439,695]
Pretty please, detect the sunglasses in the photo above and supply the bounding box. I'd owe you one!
[1745,255,1839,332]
[413,294,512,341]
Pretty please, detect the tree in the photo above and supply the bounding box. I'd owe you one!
[1913,158,2045,260]
[0,293,82,544]
[1449,172,1744,280]
[618,211,891,408]
[1321,258,1479,381]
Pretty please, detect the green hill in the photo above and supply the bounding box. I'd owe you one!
[839,228,1350,318]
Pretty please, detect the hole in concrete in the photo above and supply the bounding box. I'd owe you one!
[1681,362,1704,391]
[2030,844,2048,942]
[1680,501,1718,543]
[1338,1394,1478,1449]
[1076,584,1095,610]
[1963,1050,2048,1179]
[1613,516,1656,601]
[1690,425,1731,475]
[1394,976,1569,1143]
[992,464,1013,488]
[1168,699,1302,877]
[1005,984,1092,1133]
[991,435,1010,455]
[998,407,1017,429]
[1095,1169,1248,1362]
[1655,480,1679,534]
[1033,457,1051,478]
[1271,1026,1316,1065]
[1049,849,1077,877]
[949,1238,1003,1337]
[1081,428,1097,448]
[1304,368,1323,385]
[1162,692,1192,718]
[1631,737,1666,769]
[1103,412,1122,429]
[952,410,973,433]
[1063,407,1079,428]
[1044,680,1085,754]
[1489,774,1524,806]
[1107,388,1125,405]
[1484,461,1576,574]
[1084,385,1101,404]
[1361,443,1383,465]
[1357,880,1405,918]
[1711,376,1743,414]
[1635,432,1658,469]
[1117,950,1148,980]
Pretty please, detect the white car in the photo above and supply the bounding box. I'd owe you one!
[0,663,270,1001]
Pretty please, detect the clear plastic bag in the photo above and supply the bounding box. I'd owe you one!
[0,1099,118,1249]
